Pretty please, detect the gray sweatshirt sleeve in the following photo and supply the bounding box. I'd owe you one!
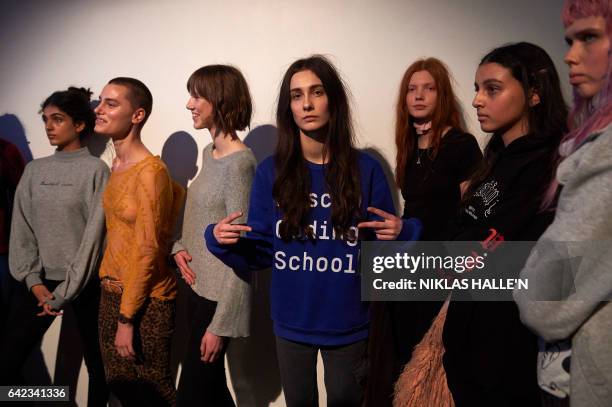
[47,164,110,309]
[207,155,255,337]
[171,240,186,256]
[9,164,44,289]
[514,130,612,342]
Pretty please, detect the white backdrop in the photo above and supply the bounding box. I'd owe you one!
[1,0,567,405]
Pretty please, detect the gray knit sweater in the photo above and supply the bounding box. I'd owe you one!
[172,143,256,337]
[9,148,109,309]
[515,124,612,407]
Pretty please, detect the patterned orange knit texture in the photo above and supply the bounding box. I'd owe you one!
[99,156,185,320]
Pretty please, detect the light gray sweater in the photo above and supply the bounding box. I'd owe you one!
[172,143,256,337]
[515,125,612,407]
[9,148,109,309]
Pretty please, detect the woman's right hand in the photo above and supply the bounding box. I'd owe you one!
[31,284,58,317]
[31,284,53,306]
[213,211,252,245]
[174,250,196,285]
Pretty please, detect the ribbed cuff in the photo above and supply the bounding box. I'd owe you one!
[46,292,67,310]
[204,223,219,246]
[170,241,186,256]
[397,217,422,241]
[25,273,44,290]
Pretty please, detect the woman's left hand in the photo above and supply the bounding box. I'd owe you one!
[115,322,135,359]
[357,207,403,240]
[37,302,62,317]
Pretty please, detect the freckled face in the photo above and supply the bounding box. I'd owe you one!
[289,70,330,133]
[406,70,438,122]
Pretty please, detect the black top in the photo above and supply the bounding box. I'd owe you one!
[402,128,482,240]
[448,134,557,242]
[386,129,481,397]
[443,134,559,407]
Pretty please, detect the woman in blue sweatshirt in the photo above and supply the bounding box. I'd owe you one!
[206,55,421,406]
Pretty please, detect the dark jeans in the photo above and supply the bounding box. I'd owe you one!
[0,278,109,407]
[275,336,367,407]
[176,286,234,407]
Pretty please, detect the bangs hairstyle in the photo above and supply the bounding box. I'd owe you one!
[41,87,95,139]
[186,65,253,137]
[395,58,464,192]
[464,42,568,209]
[561,0,612,153]
[108,77,153,126]
[274,55,361,241]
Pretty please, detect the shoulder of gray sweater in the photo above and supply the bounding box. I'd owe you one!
[76,155,111,177]
[569,125,612,176]
[226,149,257,171]
[25,154,56,168]
[587,123,612,151]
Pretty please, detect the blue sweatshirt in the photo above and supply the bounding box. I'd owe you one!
[205,152,421,345]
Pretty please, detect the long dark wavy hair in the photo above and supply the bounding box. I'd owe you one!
[464,42,568,208]
[273,55,361,241]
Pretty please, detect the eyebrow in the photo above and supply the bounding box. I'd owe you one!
[409,82,435,87]
[290,84,324,92]
[43,112,65,118]
[482,79,503,86]
[566,27,604,41]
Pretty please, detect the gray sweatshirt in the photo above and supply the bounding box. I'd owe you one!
[172,143,256,337]
[9,148,109,309]
[515,124,612,407]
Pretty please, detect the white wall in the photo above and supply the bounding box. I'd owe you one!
[1,0,567,405]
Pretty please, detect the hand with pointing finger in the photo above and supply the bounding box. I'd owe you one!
[213,211,252,245]
[357,207,403,241]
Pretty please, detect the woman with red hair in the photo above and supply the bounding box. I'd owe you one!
[366,58,481,406]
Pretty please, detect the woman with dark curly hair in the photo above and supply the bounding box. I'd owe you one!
[3,86,109,406]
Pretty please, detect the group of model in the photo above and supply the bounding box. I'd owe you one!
[0,0,610,406]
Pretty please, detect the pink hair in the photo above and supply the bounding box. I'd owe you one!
[562,0,612,150]
[542,0,612,208]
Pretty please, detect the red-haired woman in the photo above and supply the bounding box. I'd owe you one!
[366,58,482,406]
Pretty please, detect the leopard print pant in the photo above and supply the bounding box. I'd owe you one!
[99,288,176,406]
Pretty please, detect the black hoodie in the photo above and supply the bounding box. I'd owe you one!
[443,134,559,407]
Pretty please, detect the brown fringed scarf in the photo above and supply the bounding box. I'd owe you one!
[392,299,454,407]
